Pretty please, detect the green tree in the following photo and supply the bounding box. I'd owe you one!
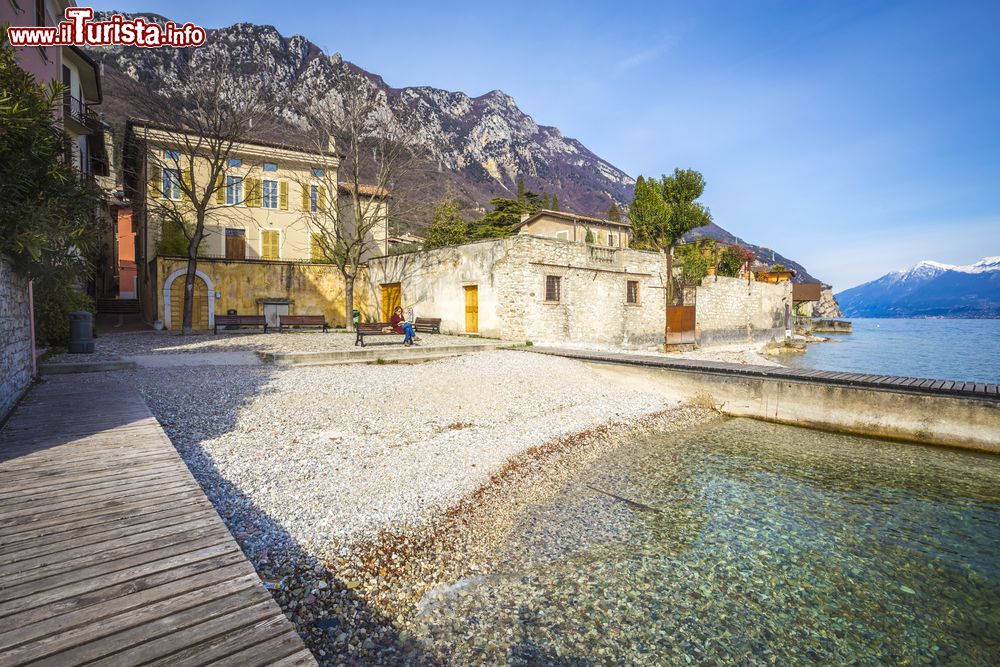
[541,192,550,209]
[551,193,559,210]
[629,169,713,347]
[423,199,468,249]
[516,178,525,201]
[607,202,622,222]
[466,197,535,240]
[0,25,100,280]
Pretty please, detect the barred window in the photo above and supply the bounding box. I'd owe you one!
[545,275,561,302]
[626,280,640,304]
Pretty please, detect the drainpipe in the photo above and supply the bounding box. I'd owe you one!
[27,280,37,377]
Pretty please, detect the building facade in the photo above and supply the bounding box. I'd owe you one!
[124,121,386,329]
[515,210,632,248]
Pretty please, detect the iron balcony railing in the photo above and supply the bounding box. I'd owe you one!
[63,95,101,131]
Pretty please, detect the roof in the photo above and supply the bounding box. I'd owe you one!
[515,209,631,231]
[338,182,390,198]
[63,46,102,104]
[125,118,340,157]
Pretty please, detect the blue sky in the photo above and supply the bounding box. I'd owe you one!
[90,0,1000,290]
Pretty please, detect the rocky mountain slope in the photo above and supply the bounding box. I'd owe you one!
[836,257,1000,318]
[88,13,634,215]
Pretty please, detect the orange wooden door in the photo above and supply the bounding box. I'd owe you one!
[169,274,209,330]
[464,285,478,333]
[381,283,401,321]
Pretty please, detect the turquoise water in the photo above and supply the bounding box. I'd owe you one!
[412,419,1000,665]
[786,318,1000,383]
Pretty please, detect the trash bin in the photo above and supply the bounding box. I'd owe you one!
[352,309,361,329]
[68,311,94,354]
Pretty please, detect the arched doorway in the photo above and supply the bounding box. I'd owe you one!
[168,273,209,330]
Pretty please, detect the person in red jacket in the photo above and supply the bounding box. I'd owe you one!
[390,306,417,345]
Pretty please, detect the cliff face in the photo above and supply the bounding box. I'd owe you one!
[88,13,634,215]
[813,287,844,318]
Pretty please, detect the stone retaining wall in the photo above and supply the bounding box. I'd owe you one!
[0,257,32,421]
[695,275,792,345]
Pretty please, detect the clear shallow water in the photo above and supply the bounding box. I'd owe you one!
[413,419,1000,665]
[786,318,1000,383]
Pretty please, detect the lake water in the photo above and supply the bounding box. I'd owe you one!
[412,419,1000,664]
[785,318,1000,383]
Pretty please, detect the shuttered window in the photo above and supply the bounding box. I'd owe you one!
[226,176,243,205]
[261,229,280,259]
[626,280,640,304]
[262,180,279,209]
[545,275,561,302]
[161,169,181,200]
[310,233,326,262]
[310,185,319,212]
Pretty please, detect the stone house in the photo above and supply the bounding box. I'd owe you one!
[515,209,632,248]
[123,121,386,329]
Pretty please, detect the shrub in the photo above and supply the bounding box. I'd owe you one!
[33,278,94,347]
[675,243,709,285]
[718,246,745,277]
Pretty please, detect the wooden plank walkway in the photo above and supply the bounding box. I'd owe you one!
[529,347,1000,400]
[0,374,316,666]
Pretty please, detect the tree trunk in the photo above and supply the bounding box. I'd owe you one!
[181,253,197,335]
[344,274,355,330]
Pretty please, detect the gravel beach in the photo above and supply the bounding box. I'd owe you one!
[121,349,716,664]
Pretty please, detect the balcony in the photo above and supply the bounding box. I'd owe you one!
[63,96,101,134]
[588,245,620,266]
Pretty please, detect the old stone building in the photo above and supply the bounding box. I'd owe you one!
[0,258,32,421]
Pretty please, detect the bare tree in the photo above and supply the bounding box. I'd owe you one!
[297,73,431,325]
[129,49,272,333]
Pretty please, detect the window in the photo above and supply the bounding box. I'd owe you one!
[163,149,180,161]
[555,230,569,241]
[225,175,243,205]
[225,228,246,260]
[311,168,324,177]
[607,233,616,247]
[161,168,181,200]
[545,275,561,302]
[263,162,278,172]
[262,179,279,209]
[261,229,280,259]
[228,158,242,167]
[310,185,319,212]
[626,280,640,304]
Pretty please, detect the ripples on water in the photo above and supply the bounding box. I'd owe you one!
[785,318,1000,383]
[412,419,1000,665]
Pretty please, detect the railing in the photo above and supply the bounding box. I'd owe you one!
[63,95,101,131]
[589,246,619,265]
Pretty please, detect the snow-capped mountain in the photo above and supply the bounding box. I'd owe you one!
[87,13,634,214]
[837,257,1000,318]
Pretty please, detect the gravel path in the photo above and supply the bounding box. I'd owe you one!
[45,331,489,364]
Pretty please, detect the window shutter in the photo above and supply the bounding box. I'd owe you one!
[216,175,225,204]
[262,230,279,259]
[317,185,327,211]
[181,170,192,202]
[280,181,288,210]
[148,164,161,198]
[310,233,323,261]
[301,184,310,212]
[246,178,261,207]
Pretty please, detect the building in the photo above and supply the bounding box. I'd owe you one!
[123,121,386,330]
[515,209,631,248]
[368,234,792,349]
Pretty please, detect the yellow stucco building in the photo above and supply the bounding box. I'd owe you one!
[125,120,385,329]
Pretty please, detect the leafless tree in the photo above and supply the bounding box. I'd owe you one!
[129,49,272,333]
[296,72,433,324]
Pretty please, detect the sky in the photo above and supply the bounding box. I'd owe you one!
[89,0,1000,291]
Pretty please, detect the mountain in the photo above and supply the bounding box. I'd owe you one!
[836,257,1000,318]
[88,14,634,215]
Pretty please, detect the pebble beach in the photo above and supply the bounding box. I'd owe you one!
[123,349,716,664]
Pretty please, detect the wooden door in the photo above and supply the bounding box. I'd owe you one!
[225,229,246,259]
[381,283,401,321]
[464,285,478,333]
[169,274,209,330]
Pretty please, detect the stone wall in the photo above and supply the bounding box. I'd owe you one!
[368,235,667,349]
[0,257,32,421]
[694,275,792,346]
[156,257,369,329]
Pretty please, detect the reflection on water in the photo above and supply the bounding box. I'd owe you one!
[413,419,1000,664]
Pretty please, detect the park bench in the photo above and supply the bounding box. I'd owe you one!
[413,317,441,334]
[355,322,405,347]
[213,314,268,335]
[279,314,330,333]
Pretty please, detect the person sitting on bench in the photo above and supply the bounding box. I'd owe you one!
[390,306,418,345]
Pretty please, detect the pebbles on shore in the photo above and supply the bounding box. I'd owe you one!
[127,350,717,664]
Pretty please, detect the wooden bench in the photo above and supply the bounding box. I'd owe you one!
[413,317,441,334]
[213,314,268,335]
[279,314,330,333]
[355,322,404,347]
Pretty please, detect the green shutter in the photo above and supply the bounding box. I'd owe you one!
[317,185,326,212]
[181,170,192,202]
[280,181,288,210]
[216,174,225,204]
[148,164,161,198]
[301,184,310,211]
[246,178,261,207]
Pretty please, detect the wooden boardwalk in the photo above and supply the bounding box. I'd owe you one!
[0,374,316,666]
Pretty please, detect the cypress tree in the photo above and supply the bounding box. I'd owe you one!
[517,178,525,201]
[607,202,622,222]
[552,193,559,210]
